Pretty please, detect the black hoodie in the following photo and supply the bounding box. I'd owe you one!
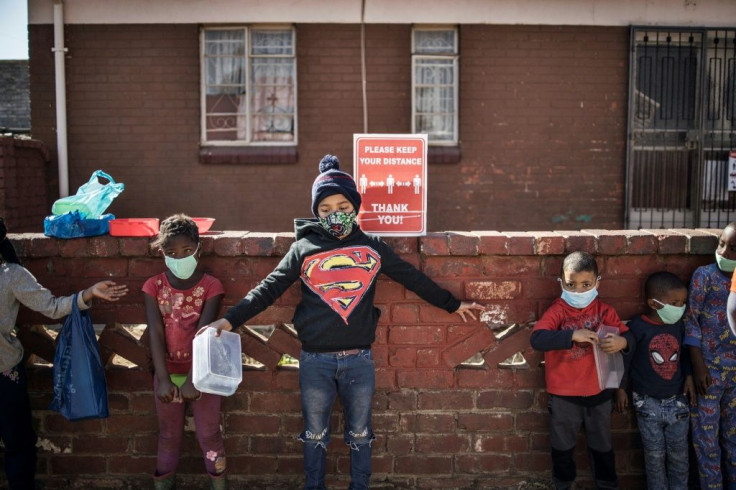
[224,219,461,352]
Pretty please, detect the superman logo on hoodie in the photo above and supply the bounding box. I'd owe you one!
[301,246,381,323]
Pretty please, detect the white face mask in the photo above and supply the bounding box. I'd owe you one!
[652,299,686,324]
[164,245,199,279]
[558,278,599,309]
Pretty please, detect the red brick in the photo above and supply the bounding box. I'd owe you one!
[556,230,597,253]
[242,232,278,256]
[465,280,522,300]
[27,236,60,257]
[375,368,397,389]
[395,455,453,474]
[475,231,508,255]
[455,453,513,473]
[480,255,540,277]
[416,433,471,453]
[213,232,245,256]
[266,325,302,359]
[416,347,442,367]
[670,228,719,254]
[390,303,419,323]
[625,230,658,254]
[473,434,529,452]
[447,231,480,255]
[516,411,549,431]
[225,414,281,433]
[388,325,445,345]
[383,236,418,254]
[397,369,454,389]
[98,323,150,369]
[88,235,120,257]
[50,455,107,474]
[641,229,688,254]
[503,232,534,255]
[583,229,627,255]
[423,256,483,278]
[440,326,493,368]
[418,390,474,410]
[477,390,535,409]
[73,435,131,454]
[532,232,565,255]
[388,347,417,367]
[58,239,90,257]
[420,233,450,255]
[455,366,515,389]
[119,237,153,256]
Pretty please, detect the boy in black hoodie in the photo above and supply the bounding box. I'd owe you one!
[614,271,695,490]
[203,155,484,490]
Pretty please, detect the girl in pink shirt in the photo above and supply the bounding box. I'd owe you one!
[142,214,226,490]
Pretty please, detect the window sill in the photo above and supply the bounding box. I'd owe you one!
[428,146,461,164]
[199,146,298,165]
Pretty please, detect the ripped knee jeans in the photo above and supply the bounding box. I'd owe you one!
[298,349,375,490]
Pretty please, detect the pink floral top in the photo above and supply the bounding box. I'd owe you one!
[142,272,224,374]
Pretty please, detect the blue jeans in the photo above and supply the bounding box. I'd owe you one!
[298,349,375,490]
[633,392,690,490]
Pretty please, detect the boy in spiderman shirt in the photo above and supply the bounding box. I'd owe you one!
[531,251,632,490]
[202,154,484,490]
[615,271,695,490]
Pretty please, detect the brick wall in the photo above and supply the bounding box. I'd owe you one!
[0,136,50,232]
[3,228,716,489]
[29,23,629,233]
[0,60,31,131]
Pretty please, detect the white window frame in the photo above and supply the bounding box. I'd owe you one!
[411,26,459,146]
[200,25,298,146]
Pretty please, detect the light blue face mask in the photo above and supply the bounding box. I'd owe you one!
[653,299,686,324]
[164,245,199,280]
[715,252,736,272]
[559,278,599,309]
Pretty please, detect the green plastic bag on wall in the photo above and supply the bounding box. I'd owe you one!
[51,170,124,218]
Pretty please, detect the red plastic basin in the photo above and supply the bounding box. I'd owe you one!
[109,218,160,237]
[193,217,215,233]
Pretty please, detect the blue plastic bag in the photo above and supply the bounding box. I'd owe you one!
[49,294,109,421]
[51,170,124,218]
[44,211,114,239]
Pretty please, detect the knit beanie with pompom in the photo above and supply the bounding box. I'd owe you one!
[311,154,362,217]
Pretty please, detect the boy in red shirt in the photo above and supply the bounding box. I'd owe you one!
[531,251,631,490]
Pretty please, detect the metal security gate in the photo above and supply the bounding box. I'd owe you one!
[626,27,736,229]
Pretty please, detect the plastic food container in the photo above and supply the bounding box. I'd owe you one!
[593,324,625,390]
[192,217,215,233]
[108,218,159,237]
[192,328,242,396]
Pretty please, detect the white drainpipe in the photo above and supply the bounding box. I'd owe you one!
[53,0,69,197]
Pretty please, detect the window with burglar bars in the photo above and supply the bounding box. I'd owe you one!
[626,28,736,229]
[412,27,459,145]
[201,27,297,145]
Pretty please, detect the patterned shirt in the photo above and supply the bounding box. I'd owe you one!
[142,273,224,374]
[684,263,736,375]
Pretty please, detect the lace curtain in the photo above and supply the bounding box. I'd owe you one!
[204,29,295,143]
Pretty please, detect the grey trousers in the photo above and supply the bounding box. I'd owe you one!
[548,395,619,490]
